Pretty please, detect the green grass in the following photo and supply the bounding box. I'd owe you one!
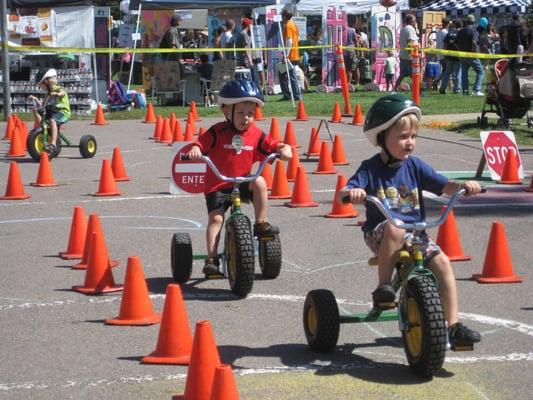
[446,119,533,146]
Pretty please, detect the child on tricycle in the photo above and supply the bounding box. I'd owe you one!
[337,93,482,349]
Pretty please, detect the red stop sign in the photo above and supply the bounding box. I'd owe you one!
[171,143,206,193]
[481,131,523,180]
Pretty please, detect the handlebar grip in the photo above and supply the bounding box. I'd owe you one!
[341,195,351,204]
[180,154,191,161]
[480,187,487,193]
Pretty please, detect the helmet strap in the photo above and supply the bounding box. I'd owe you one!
[378,131,402,168]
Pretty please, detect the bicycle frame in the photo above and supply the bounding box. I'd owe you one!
[35,108,75,148]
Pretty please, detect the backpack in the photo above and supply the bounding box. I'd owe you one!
[108,80,131,106]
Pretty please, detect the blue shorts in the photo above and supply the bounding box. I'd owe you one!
[45,109,69,125]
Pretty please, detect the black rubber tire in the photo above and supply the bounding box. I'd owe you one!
[258,234,282,279]
[225,215,255,297]
[27,128,61,161]
[171,232,193,283]
[400,275,446,378]
[79,135,97,158]
[303,289,340,352]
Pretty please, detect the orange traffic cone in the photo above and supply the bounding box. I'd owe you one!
[3,115,14,139]
[285,166,318,207]
[72,213,119,270]
[268,161,292,199]
[498,151,522,184]
[31,152,58,187]
[261,161,273,190]
[286,146,300,182]
[169,112,177,132]
[92,103,108,125]
[151,115,162,140]
[190,101,200,121]
[171,119,184,144]
[106,256,161,326]
[20,122,29,151]
[6,125,26,157]
[313,141,336,174]
[184,120,194,141]
[269,117,281,141]
[186,112,196,133]
[158,118,173,143]
[111,147,130,182]
[331,135,349,165]
[198,127,206,137]
[94,159,121,196]
[0,162,31,200]
[350,103,364,126]
[304,127,321,157]
[72,231,124,294]
[254,105,265,121]
[172,320,221,400]
[330,102,342,123]
[473,221,523,283]
[294,100,309,121]
[59,206,87,260]
[210,365,240,400]
[283,121,300,148]
[143,102,156,123]
[326,174,358,218]
[435,206,472,261]
[142,284,193,365]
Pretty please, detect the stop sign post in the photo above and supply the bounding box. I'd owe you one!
[480,131,524,181]
[169,142,206,194]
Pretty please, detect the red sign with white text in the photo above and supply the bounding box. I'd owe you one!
[170,142,206,194]
[480,131,524,180]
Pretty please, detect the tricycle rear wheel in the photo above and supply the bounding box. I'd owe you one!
[225,215,255,297]
[79,135,97,158]
[171,232,193,283]
[258,234,282,279]
[303,289,340,352]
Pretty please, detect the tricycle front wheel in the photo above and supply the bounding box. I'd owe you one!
[171,232,193,283]
[225,215,255,297]
[79,135,97,158]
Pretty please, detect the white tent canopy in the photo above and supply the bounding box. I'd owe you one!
[296,0,409,15]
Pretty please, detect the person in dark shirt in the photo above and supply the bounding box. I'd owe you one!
[439,20,462,94]
[159,15,182,61]
[456,14,484,96]
[196,54,214,105]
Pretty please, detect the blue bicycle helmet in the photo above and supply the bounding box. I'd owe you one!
[217,79,264,107]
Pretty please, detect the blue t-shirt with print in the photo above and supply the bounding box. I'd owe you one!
[346,154,448,232]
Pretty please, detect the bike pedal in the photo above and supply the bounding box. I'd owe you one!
[204,272,225,280]
[374,302,396,310]
[450,344,474,352]
[257,235,275,241]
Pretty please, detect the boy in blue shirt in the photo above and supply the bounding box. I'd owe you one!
[338,94,482,348]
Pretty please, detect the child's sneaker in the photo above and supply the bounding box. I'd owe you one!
[253,221,279,237]
[372,283,396,309]
[202,257,221,276]
[448,322,481,349]
[43,142,56,155]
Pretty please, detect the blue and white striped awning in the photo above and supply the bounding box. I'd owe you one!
[420,0,530,14]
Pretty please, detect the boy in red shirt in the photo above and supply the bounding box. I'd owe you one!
[187,79,292,275]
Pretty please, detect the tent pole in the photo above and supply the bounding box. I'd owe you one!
[127,3,142,92]
[1,0,11,121]
[276,7,295,107]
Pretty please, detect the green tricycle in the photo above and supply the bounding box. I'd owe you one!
[171,153,282,297]
[303,188,477,378]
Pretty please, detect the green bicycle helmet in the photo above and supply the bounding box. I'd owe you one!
[363,93,421,147]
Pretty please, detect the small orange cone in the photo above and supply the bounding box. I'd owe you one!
[6,125,26,157]
[190,101,200,121]
[143,102,157,123]
[286,146,300,182]
[283,121,300,148]
[172,320,221,400]
[142,284,193,365]
[170,119,184,144]
[294,100,309,121]
[350,103,364,126]
[254,105,265,121]
[330,102,342,123]
[198,127,206,137]
[331,135,349,166]
[111,147,130,182]
[435,207,472,261]
[313,141,337,174]
[326,174,358,218]
[473,221,523,283]
[94,159,121,197]
[20,122,29,151]
[106,256,161,326]
[158,118,173,143]
[3,115,14,140]
[184,120,194,141]
[285,166,318,207]
[261,162,273,190]
[72,231,124,294]
[169,112,177,131]
[92,103,108,125]
[209,365,240,400]
[268,161,292,199]
[497,151,522,184]
[304,127,321,157]
[0,162,31,200]
[186,112,196,133]
[151,115,162,140]
[59,206,87,260]
[31,152,58,187]
[269,117,281,141]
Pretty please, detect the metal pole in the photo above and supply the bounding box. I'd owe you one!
[127,3,142,91]
[1,0,12,121]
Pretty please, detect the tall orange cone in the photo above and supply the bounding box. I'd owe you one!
[59,206,87,260]
[106,256,161,326]
[286,146,300,182]
[435,206,472,261]
[0,162,31,200]
[326,174,358,218]
[350,103,364,126]
[304,127,321,157]
[92,103,108,125]
[261,161,273,190]
[172,320,221,400]
[313,141,336,174]
[171,118,184,144]
[331,134,349,165]
[142,284,193,365]
[498,151,522,184]
[210,365,240,400]
[184,120,194,141]
[269,117,281,141]
[283,121,300,148]
[158,118,173,143]
[3,115,14,140]
[151,115,162,140]
[268,161,292,199]
[294,100,309,121]
[111,147,130,182]
[94,159,121,196]
[31,152,58,187]
[6,125,26,157]
[72,231,124,294]
[190,101,200,121]
[473,221,523,283]
[285,166,318,207]
[169,112,177,132]
[330,101,342,123]
[143,102,156,123]
[254,105,265,121]
[186,112,196,133]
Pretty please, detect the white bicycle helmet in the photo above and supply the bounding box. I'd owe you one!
[35,68,57,85]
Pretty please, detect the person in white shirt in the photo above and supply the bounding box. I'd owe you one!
[220,19,236,60]
[394,14,419,91]
[436,18,450,76]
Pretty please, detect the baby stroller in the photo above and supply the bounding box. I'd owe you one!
[478,59,533,128]
[107,80,135,112]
